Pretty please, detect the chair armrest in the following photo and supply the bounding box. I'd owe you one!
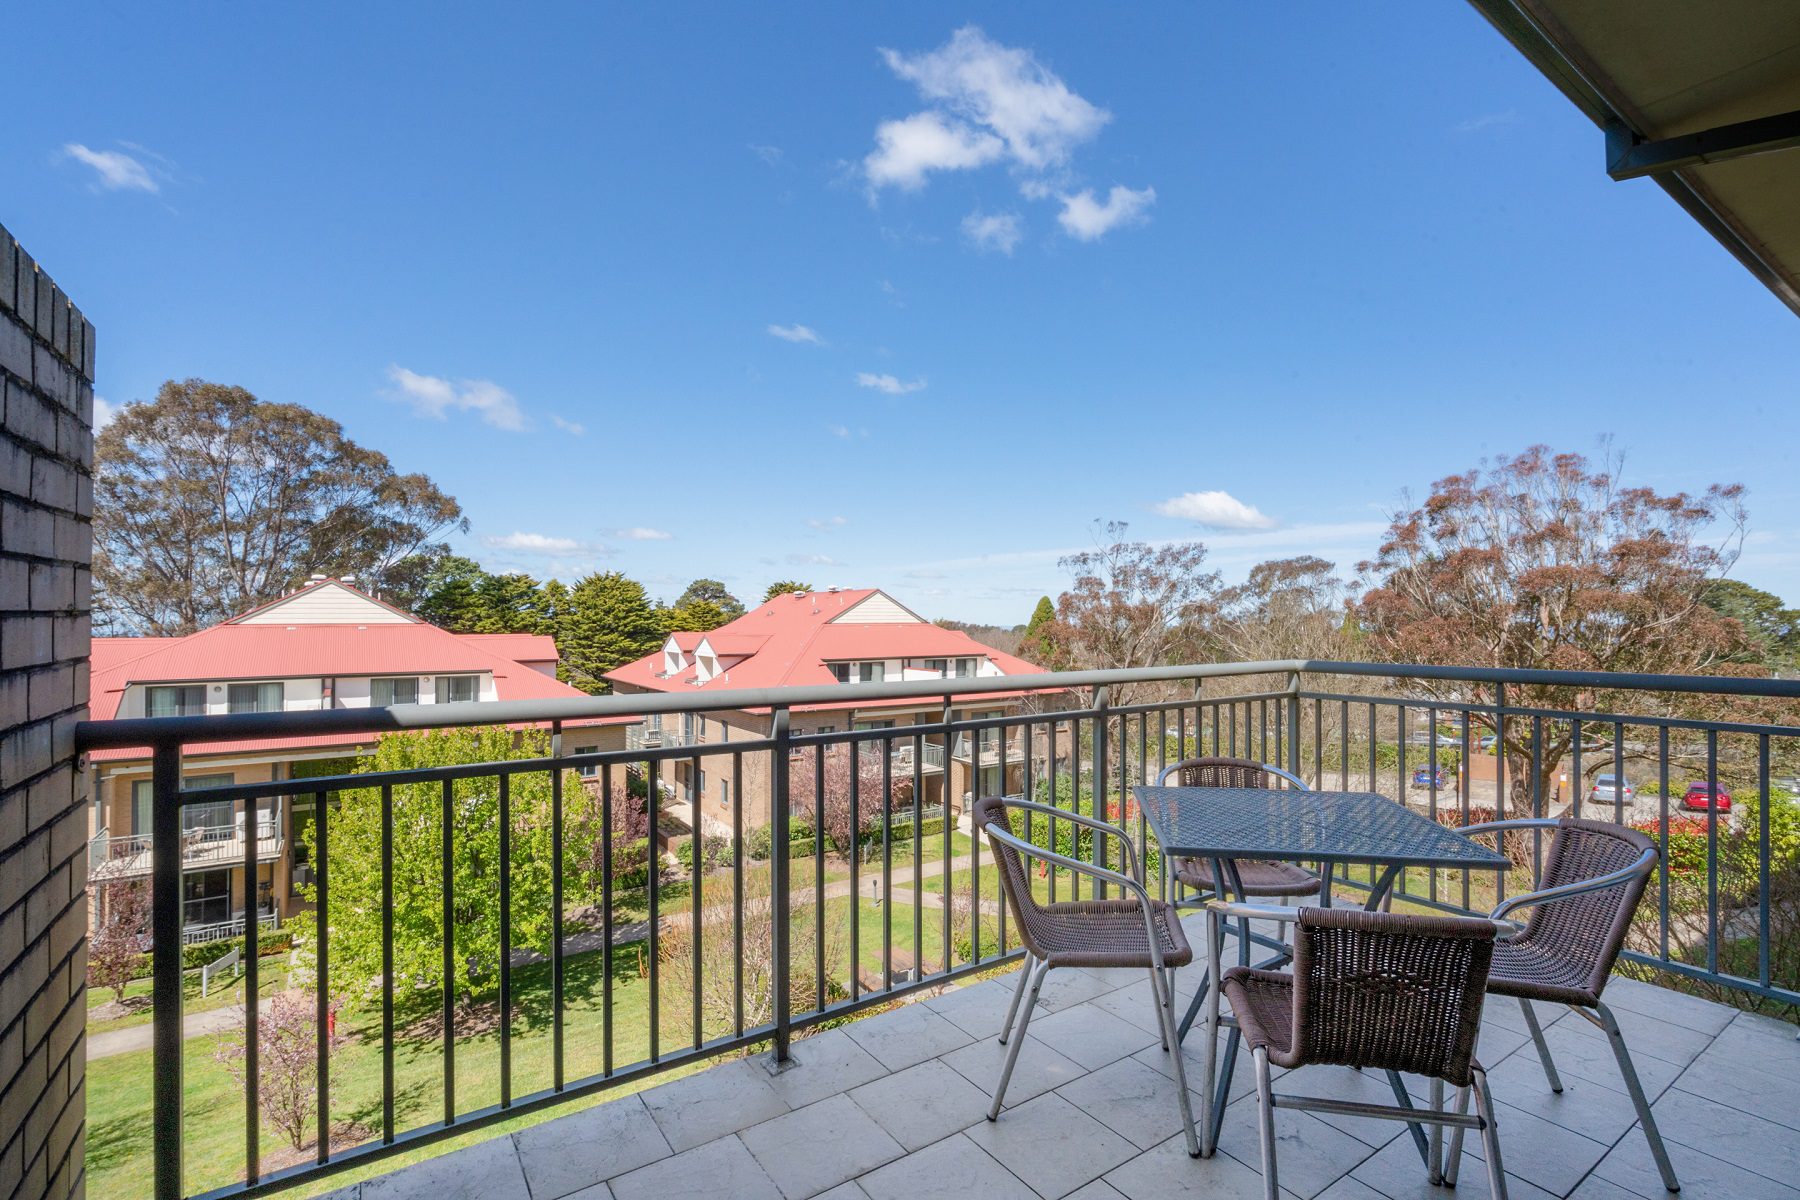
[1457,817,1562,838]
[991,798,1141,879]
[1488,846,1658,922]
[1206,899,1300,925]
[1154,762,1309,791]
[983,821,1178,970]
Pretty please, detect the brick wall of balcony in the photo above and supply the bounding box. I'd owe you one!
[0,223,94,1200]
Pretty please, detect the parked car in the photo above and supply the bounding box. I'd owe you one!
[1477,735,1499,753]
[1589,773,1634,805]
[1412,767,1448,789]
[1683,782,1733,813]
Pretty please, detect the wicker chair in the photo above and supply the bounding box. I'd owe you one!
[1208,903,1509,1200]
[1157,758,1322,1041]
[974,793,1200,1157]
[1157,758,1323,901]
[1459,817,1679,1193]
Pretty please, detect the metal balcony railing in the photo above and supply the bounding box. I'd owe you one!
[75,659,1800,1200]
[88,818,284,881]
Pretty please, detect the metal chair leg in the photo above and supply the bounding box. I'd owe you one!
[1150,962,1201,1157]
[1519,998,1563,1093]
[1596,1001,1681,1193]
[1429,1078,1445,1185]
[988,958,1050,1120]
[1471,1066,1509,1200]
[1445,1082,1473,1186]
[998,952,1034,1045]
[1253,1047,1278,1200]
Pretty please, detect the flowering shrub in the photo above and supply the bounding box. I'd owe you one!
[1633,817,1713,873]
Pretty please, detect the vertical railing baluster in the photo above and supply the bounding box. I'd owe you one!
[1047,716,1059,905]
[314,789,329,1165]
[1657,728,1670,966]
[1759,732,1773,989]
[882,733,893,989]
[1093,688,1110,899]
[441,777,456,1125]
[733,749,745,1039]
[940,699,952,976]
[647,755,660,1062]
[691,750,703,1048]
[381,783,395,1141]
[600,763,614,1076]
[243,781,261,1185]
[815,742,826,1007]
[971,710,984,956]
[551,721,565,1087]
[770,705,792,1061]
[152,741,183,1200]
[499,772,512,1109]
[849,731,860,994]
[1613,721,1626,825]
[914,727,926,970]
[1706,729,1720,975]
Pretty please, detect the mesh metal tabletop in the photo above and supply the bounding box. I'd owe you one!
[1131,786,1511,870]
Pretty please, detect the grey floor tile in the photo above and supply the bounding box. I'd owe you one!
[639,1058,791,1153]
[1591,1133,1800,1199]
[607,1135,784,1200]
[940,1026,1086,1108]
[740,1094,905,1200]
[1535,1020,1685,1097]
[1265,1066,1408,1150]
[766,1028,890,1109]
[1311,1179,1388,1200]
[843,1001,974,1071]
[513,1094,671,1200]
[1484,1052,1664,1147]
[1028,1001,1162,1070]
[812,1183,870,1200]
[1064,1180,1131,1200]
[1347,1133,1555,1200]
[1058,1056,1200,1150]
[1568,1178,1656,1200]
[1215,1099,1377,1199]
[1034,967,1119,1012]
[1552,1004,1714,1067]
[857,1133,1038,1200]
[1602,977,1737,1035]
[1453,1096,1611,1197]
[1652,1088,1800,1182]
[923,976,1018,1040]
[1103,1131,1278,1200]
[360,1134,531,1200]
[964,1090,1140,1199]
[848,1059,992,1151]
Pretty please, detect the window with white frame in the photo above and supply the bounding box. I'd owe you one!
[145,684,206,717]
[859,662,885,683]
[574,744,598,778]
[228,682,284,714]
[371,677,419,706]
[435,675,479,704]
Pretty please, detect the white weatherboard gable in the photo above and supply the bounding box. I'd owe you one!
[233,581,415,625]
[830,591,921,625]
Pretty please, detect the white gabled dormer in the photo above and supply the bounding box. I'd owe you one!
[662,636,687,677]
[693,636,720,683]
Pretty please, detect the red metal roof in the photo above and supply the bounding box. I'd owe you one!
[605,588,1049,710]
[456,633,559,662]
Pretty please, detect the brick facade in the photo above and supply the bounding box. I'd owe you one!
[0,223,94,1200]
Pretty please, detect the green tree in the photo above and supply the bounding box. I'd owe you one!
[668,597,731,633]
[558,571,666,692]
[471,571,549,632]
[1022,595,1057,666]
[94,379,465,634]
[676,579,745,621]
[405,554,488,629]
[1703,579,1800,671]
[763,580,812,602]
[294,728,596,1006]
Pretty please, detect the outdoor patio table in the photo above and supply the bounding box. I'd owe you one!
[1131,785,1511,1159]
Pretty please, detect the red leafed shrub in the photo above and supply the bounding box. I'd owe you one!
[1634,818,1712,873]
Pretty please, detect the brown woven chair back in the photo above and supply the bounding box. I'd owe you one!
[1519,818,1656,1000]
[1291,907,1496,1086]
[1161,756,1284,788]
[974,793,1057,961]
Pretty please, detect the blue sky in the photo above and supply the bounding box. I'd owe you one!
[6,4,1797,625]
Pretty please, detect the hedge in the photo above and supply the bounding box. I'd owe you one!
[125,928,295,982]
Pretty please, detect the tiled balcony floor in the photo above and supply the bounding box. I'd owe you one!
[323,916,1800,1200]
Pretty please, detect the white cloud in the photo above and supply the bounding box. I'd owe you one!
[483,531,593,555]
[1152,490,1276,530]
[856,372,927,395]
[828,423,852,438]
[387,365,528,431]
[787,553,841,566]
[613,527,673,541]
[807,516,849,530]
[749,143,784,166]
[864,111,1004,190]
[961,210,1022,254]
[1454,110,1518,134]
[874,26,1109,183]
[93,397,120,429]
[1057,185,1156,240]
[767,322,825,345]
[549,414,586,436]
[62,143,158,192]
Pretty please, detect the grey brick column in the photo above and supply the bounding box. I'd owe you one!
[0,223,96,1200]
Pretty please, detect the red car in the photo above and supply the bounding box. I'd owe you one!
[1683,782,1733,813]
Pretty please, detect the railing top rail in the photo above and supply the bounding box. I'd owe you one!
[73,657,1800,752]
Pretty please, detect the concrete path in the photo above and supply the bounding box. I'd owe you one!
[87,996,273,1061]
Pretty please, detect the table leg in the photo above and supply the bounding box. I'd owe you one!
[1364,863,1401,911]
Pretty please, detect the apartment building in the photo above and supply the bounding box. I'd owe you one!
[606,587,1052,832]
[85,577,623,944]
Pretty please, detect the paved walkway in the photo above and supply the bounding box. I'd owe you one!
[314,912,1799,1200]
[87,996,273,1061]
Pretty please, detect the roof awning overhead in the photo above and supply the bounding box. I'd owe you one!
[1470,0,1800,316]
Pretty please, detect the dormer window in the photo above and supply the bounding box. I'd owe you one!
[831,663,851,683]
[435,675,480,704]
[923,658,948,675]
[146,685,206,717]
[228,682,284,714]
[371,677,419,706]
[954,658,978,677]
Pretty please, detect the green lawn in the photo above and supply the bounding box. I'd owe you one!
[86,960,292,1035]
